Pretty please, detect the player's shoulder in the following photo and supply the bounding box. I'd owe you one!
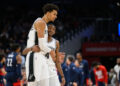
[36,20,45,24]
[70,62,75,67]
[34,18,46,26]
[114,65,118,70]
[56,39,59,44]
[52,37,59,44]
[99,65,106,69]
[83,59,88,63]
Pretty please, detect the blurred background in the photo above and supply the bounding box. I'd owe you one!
[0,0,120,85]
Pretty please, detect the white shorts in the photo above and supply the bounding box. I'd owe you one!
[27,79,49,86]
[26,52,49,81]
[49,76,60,86]
[47,56,58,77]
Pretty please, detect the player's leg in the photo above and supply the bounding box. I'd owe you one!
[49,76,60,86]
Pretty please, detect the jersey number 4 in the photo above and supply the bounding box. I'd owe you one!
[7,59,13,67]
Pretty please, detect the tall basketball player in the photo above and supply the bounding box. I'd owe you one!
[24,3,59,86]
[23,24,66,86]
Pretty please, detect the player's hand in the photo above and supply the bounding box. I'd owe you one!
[32,45,40,52]
[73,82,78,86]
[61,77,66,86]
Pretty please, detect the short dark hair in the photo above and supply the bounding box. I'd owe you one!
[0,53,5,61]
[68,56,74,62]
[91,61,101,67]
[48,23,56,28]
[42,3,59,14]
[10,43,20,51]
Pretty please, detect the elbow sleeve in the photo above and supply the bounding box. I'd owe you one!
[38,38,51,53]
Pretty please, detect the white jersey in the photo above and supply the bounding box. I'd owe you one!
[27,18,48,50]
[26,18,49,81]
[47,38,58,77]
[114,65,120,80]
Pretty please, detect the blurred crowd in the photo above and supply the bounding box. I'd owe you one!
[58,52,120,86]
[0,7,95,55]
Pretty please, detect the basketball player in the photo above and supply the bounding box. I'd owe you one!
[24,3,59,86]
[0,53,7,86]
[47,24,65,86]
[23,24,65,86]
[6,43,22,86]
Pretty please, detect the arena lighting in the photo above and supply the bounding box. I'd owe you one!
[118,22,120,36]
[117,2,120,6]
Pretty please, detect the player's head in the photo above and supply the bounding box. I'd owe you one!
[10,43,21,53]
[117,58,120,66]
[92,61,101,69]
[0,53,6,63]
[76,52,82,62]
[66,55,74,65]
[48,24,56,37]
[42,3,59,22]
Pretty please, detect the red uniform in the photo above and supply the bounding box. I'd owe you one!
[93,65,108,86]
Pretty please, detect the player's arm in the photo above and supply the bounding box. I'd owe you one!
[93,69,98,86]
[22,47,32,55]
[22,45,40,55]
[16,54,22,79]
[102,66,108,86]
[84,61,92,86]
[55,40,65,85]
[34,20,55,57]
